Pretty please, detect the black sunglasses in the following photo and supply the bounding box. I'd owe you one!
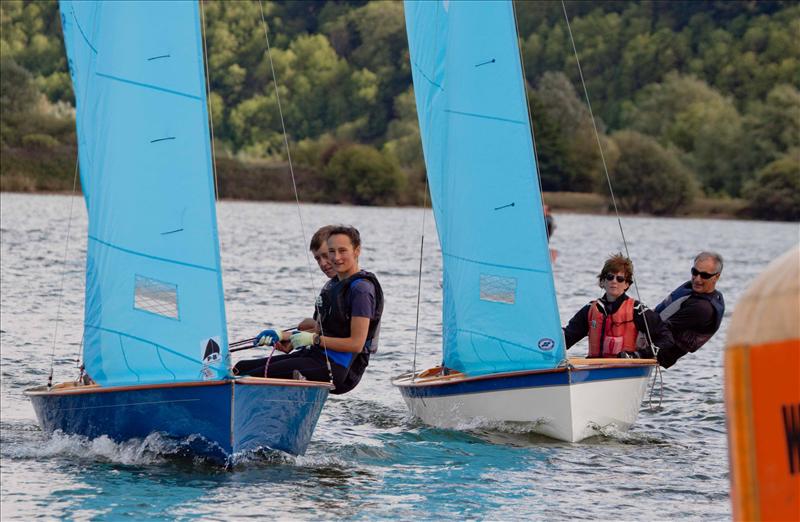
[604,274,628,283]
[691,267,719,280]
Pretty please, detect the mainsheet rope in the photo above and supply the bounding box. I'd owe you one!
[256,0,333,383]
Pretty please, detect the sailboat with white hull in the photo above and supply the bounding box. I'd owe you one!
[393,0,657,443]
[25,0,330,462]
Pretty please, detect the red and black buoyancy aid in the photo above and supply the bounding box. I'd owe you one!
[587,297,638,357]
[318,270,384,394]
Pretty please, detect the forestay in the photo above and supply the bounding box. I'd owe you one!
[60,1,228,385]
[405,0,564,375]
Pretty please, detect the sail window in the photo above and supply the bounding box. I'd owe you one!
[134,275,179,319]
[479,274,517,304]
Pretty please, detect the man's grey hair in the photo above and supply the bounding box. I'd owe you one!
[694,251,723,273]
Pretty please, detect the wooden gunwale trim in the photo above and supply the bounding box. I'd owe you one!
[26,376,332,396]
[235,377,334,389]
[567,357,658,367]
[393,357,657,387]
[394,366,568,387]
[25,380,228,396]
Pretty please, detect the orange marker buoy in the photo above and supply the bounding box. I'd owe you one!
[725,245,800,521]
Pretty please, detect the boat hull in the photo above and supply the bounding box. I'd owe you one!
[27,378,330,461]
[393,359,656,442]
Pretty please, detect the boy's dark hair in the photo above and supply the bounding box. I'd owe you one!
[310,225,336,252]
[327,225,361,249]
[597,253,634,286]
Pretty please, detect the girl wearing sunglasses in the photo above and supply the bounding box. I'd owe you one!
[562,253,674,359]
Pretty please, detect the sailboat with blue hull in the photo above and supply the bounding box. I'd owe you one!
[25,0,330,462]
[393,0,657,442]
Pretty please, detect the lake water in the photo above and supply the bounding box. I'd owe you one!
[1,192,798,520]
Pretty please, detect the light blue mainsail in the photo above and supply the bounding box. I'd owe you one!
[405,0,565,375]
[60,1,229,386]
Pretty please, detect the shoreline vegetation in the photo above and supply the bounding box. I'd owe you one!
[1,1,797,221]
[0,146,748,219]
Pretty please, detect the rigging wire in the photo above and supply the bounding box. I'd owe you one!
[560,0,658,355]
[411,177,430,381]
[49,161,82,389]
[256,0,333,382]
[51,6,96,388]
[199,0,221,200]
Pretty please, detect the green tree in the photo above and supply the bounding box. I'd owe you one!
[228,93,283,157]
[533,72,603,192]
[0,1,69,102]
[609,130,697,215]
[621,72,745,195]
[517,1,799,128]
[323,144,405,205]
[0,56,75,153]
[742,84,800,172]
[382,87,422,170]
[529,89,569,191]
[0,56,39,117]
[743,153,800,221]
[270,34,379,142]
[3,0,799,209]
[322,1,409,139]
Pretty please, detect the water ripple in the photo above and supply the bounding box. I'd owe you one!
[2,193,798,520]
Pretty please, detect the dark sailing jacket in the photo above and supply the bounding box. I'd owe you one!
[654,281,725,368]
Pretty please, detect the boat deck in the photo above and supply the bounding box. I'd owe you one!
[396,357,658,386]
[26,376,333,396]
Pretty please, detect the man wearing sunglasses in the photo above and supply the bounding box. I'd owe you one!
[654,251,726,368]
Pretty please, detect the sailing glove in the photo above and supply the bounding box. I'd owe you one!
[254,329,280,347]
[290,331,315,349]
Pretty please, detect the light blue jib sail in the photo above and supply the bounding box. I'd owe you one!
[60,1,229,386]
[405,0,565,375]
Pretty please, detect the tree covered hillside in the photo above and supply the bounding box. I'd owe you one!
[1,1,798,219]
